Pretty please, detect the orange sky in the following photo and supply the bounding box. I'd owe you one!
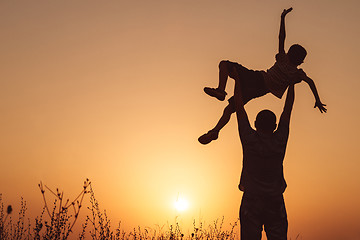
[1,1,360,239]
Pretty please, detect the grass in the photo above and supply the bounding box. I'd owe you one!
[0,179,239,240]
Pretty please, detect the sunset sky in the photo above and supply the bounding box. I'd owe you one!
[1,0,360,239]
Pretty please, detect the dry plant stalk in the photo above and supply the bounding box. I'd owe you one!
[38,178,90,237]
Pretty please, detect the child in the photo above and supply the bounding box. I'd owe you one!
[198,7,327,145]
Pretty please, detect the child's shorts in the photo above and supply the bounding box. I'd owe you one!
[225,60,270,112]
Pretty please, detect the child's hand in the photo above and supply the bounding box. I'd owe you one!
[281,8,293,18]
[314,101,327,113]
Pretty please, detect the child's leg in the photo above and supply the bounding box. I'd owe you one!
[218,60,238,92]
[198,102,235,145]
[212,103,235,132]
[204,61,240,101]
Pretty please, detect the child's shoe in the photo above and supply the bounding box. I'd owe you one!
[204,87,227,101]
[198,130,219,145]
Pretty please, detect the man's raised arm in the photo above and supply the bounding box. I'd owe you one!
[279,8,293,53]
[234,78,252,137]
[279,83,295,127]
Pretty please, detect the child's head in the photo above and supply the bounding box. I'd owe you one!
[287,44,307,66]
[255,110,277,133]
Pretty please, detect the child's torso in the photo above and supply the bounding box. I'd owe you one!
[263,52,303,98]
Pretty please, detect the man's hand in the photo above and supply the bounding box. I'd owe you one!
[290,77,302,85]
[281,8,293,18]
[314,101,327,113]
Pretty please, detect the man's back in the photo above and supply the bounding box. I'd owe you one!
[239,124,289,196]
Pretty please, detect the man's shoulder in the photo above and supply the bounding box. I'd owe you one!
[239,123,257,143]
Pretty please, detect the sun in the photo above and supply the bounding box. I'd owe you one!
[174,197,189,212]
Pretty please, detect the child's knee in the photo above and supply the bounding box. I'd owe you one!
[220,61,239,80]
[219,60,230,70]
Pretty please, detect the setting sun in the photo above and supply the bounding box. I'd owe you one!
[174,196,189,212]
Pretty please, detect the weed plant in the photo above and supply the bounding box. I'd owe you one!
[0,180,239,240]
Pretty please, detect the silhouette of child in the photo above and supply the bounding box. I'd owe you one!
[199,8,327,145]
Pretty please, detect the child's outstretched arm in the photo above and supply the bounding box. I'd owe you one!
[279,8,293,53]
[302,73,327,113]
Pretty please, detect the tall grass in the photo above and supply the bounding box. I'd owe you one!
[0,180,239,240]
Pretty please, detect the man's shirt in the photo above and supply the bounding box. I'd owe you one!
[239,119,289,196]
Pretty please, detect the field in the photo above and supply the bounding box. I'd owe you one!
[0,179,239,240]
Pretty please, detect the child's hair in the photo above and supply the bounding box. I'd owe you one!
[287,44,307,66]
[255,110,277,132]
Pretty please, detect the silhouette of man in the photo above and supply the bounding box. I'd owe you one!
[234,76,296,240]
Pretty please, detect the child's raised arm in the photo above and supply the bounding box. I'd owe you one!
[302,72,327,113]
[279,8,293,53]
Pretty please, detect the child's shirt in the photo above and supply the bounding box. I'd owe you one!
[262,52,305,98]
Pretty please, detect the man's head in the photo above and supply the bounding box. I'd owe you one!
[287,44,307,66]
[255,110,277,134]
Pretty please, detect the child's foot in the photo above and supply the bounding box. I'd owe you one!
[204,87,227,101]
[198,130,219,145]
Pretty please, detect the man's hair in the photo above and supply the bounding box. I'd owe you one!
[255,110,277,132]
[288,44,307,65]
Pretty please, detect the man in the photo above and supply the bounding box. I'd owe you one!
[234,75,296,240]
